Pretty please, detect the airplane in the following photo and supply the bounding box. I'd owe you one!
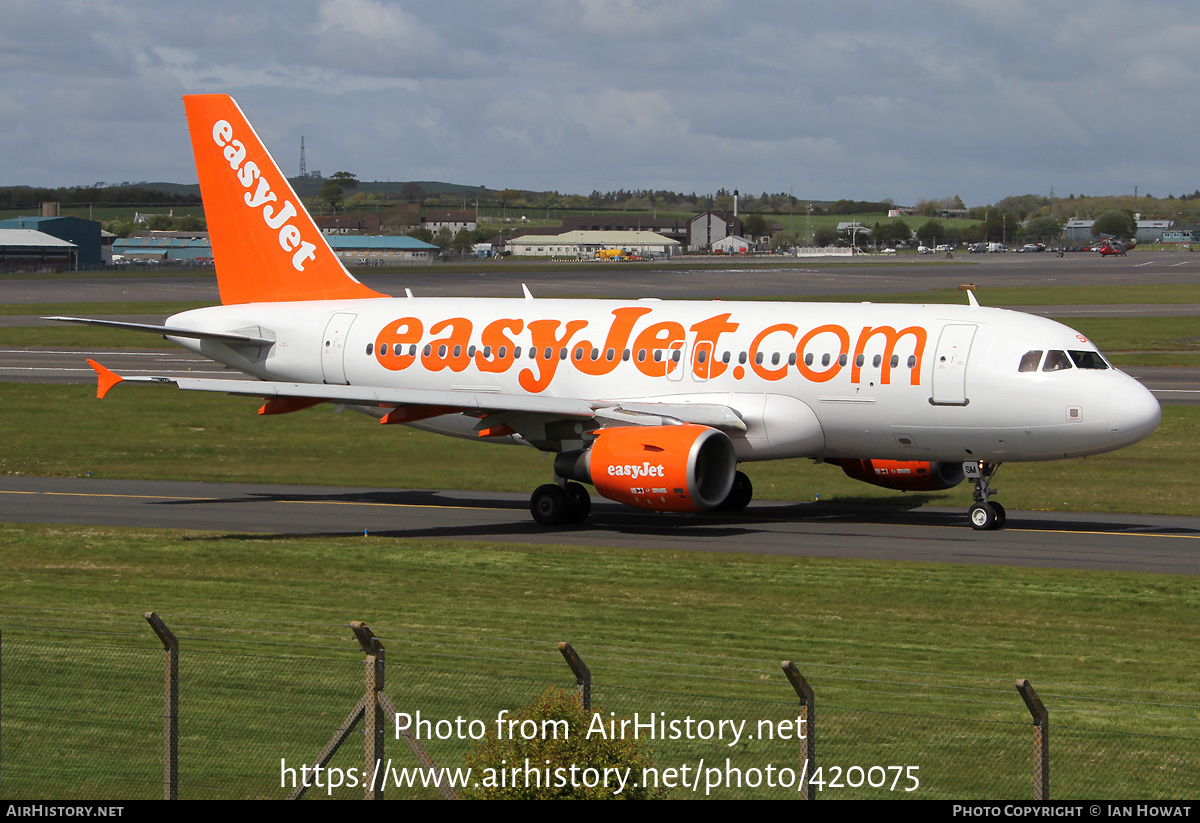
[52,94,1162,531]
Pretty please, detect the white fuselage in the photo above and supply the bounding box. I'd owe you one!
[166,297,1161,464]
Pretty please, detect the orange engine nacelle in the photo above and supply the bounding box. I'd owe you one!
[555,425,737,512]
[839,459,966,491]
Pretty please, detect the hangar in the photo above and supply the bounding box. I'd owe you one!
[0,228,77,271]
[509,230,680,258]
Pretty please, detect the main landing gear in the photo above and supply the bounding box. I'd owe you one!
[965,461,1005,530]
[716,470,753,511]
[530,480,590,526]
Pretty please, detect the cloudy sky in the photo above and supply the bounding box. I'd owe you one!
[2,0,1196,206]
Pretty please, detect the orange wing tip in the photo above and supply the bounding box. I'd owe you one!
[87,359,124,399]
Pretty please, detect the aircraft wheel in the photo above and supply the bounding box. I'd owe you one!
[565,482,591,524]
[530,484,570,526]
[969,502,998,531]
[990,502,1006,529]
[718,471,753,511]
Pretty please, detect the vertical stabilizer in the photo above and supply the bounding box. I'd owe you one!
[183,94,386,305]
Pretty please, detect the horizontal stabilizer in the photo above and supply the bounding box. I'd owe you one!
[46,316,274,346]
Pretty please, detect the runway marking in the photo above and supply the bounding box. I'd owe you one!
[1,490,218,501]
[1134,262,1154,267]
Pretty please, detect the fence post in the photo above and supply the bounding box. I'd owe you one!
[351,621,386,800]
[289,621,457,800]
[1015,679,1049,800]
[781,662,815,801]
[558,643,591,711]
[144,612,178,801]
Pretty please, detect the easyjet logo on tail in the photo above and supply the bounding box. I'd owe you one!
[210,119,318,272]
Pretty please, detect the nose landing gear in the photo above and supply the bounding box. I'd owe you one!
[965,461,1005,530]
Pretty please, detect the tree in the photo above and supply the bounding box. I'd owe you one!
[465,687,658,799]
[813,226,838,247]
[1092,210,1137,240]
[400,182,426,203]
[743,213,768,239]
[329,171,359,190]
[916,219,945,245]
[319,180,345,212]
[1020,215,1061,243]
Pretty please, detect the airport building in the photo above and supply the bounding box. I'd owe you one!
[508,230,680,258]
[0,228,77,271]
[113,232,438,265]
[0,215,103,268]
[329,235,437,264]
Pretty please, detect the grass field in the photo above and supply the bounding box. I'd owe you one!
[2,522,1197,799]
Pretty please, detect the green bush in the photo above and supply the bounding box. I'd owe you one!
[464,687,659,799]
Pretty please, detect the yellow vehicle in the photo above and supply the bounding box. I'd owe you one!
[594,248,630,261]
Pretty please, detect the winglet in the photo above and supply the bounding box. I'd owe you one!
[87,359,124,399]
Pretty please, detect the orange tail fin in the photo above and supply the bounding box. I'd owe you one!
[183,95,386,305]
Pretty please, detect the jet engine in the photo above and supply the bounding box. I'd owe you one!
[838,459,966,491]
[554,424,737,512]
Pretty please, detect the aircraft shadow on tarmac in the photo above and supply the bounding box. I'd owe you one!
[147,489,1200,540]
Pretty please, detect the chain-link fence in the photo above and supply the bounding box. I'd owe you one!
[1,609,1196,800]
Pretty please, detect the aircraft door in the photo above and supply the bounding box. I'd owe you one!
[321,312,356,385]
[931,323,976,405]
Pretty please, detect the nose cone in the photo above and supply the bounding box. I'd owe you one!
[1107,379,1161,448]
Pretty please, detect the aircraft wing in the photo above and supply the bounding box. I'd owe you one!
[87,362,747,432]
[46,316,274,346]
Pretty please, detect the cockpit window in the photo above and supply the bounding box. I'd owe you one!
[1069,350,1108,370]
[1019,350,1043,372]
[1042,350,1072,372]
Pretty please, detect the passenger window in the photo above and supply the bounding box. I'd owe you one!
[1042,350,1072,372]
[1069,350,1108,370]
[1019,350,1042,372]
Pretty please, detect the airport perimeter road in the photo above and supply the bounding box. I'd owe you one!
[2,476,1197,575]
